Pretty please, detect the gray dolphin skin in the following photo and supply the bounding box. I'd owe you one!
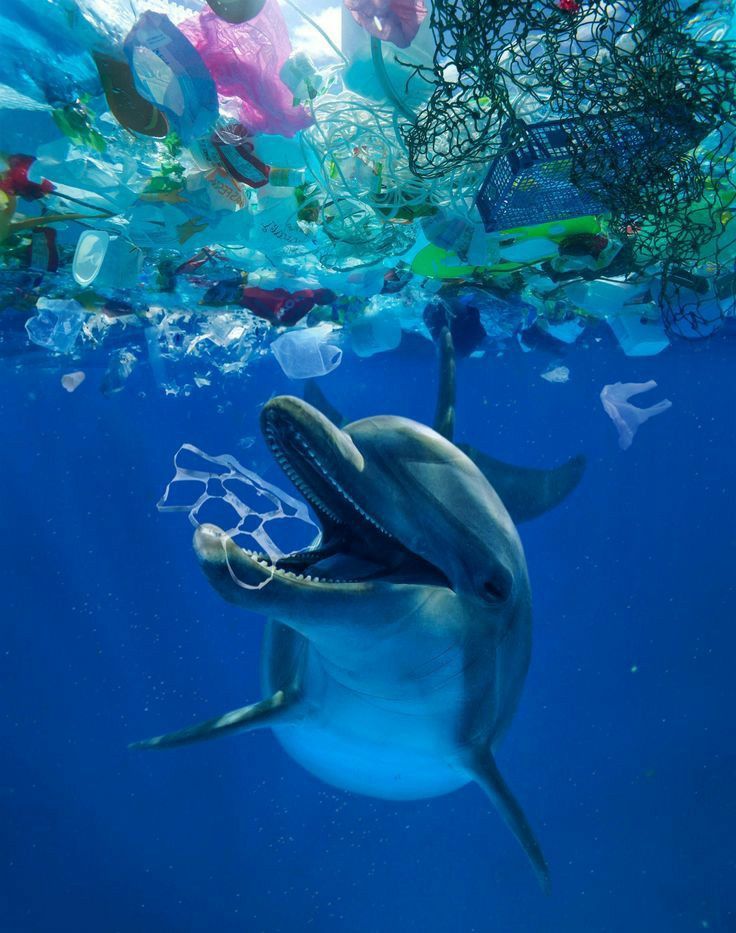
[133,350,584,889]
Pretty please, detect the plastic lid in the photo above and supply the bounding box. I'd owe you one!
[72,231,110,287]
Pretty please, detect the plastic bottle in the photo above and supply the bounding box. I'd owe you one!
[268,167,306,188]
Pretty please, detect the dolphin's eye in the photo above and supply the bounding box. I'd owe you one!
[484,580,504,600]
[482,570,512,602]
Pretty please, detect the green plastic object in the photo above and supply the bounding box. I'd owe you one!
[411,215,602,279]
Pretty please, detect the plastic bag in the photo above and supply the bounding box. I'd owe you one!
[271,324,342,379]
[180,1,313,137]
[124,12,219,142]
[343,0,427,48]
[25,299,85,354]
[600,381,672,450]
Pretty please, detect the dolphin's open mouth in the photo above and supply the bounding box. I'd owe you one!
[249,400,452,590]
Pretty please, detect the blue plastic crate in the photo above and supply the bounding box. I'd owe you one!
[476,114,704,232]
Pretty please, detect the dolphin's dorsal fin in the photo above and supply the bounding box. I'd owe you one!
[301,340,583,522]
[433,326,456,441]
[130,690,296,750]
[459,443,585,524]
[303,380,345,427]
[468,748,550,892]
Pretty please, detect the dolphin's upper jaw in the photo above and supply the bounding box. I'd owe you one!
[216,396,453,592]
[261,397,387,536]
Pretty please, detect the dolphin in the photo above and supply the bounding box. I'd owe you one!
[133,334,584,888]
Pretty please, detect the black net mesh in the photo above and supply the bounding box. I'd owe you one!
[399,0,736,337]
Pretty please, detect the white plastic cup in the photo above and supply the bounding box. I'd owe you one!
[271,325,342,380]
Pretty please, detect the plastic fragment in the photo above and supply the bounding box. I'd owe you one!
[102,350,138,396]
[349,298,402,357]
[600,381,672,450]
[607,307,670,357]
[541,365,570,383]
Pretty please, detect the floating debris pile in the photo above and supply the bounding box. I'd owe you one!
[0,0,734,387]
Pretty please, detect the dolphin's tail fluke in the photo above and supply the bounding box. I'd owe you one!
[129,690,297,750]
[468,748,551,893]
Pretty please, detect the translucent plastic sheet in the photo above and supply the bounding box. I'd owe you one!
[157,443,319,588]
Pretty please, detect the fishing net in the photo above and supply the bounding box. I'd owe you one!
[398,0,736,336]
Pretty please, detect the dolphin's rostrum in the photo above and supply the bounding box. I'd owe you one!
[133,365,584,890]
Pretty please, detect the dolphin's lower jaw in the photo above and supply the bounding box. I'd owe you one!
[194,397,454,603]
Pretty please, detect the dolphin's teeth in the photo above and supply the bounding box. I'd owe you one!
[265,416,393,536]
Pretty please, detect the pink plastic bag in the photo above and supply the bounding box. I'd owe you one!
[344,0,427,48]
[180,0,313,138]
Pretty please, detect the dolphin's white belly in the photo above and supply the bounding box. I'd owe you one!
[269,640,472,800]
[272,722,469,800]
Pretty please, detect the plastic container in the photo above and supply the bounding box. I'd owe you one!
[73,232,143,290]
[607,306,670,356]
[349,301,402,357]
[652,269,725,339]
[565,278,650,318]
[268,167,306,188]
[477,115,705,231]
[73,230,110,286]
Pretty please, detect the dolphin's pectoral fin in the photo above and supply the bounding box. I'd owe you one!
[129,690,296,750]
[303,379,345,428]
[458,444,585,524]
[468,748,550,892]
[433,327,456,442]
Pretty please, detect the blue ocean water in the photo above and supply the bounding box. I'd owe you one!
[2,329,734,932]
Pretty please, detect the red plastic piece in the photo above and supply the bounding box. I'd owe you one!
[238,286,336,325]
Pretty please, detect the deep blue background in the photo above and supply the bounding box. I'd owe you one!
[1,328,734,932]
